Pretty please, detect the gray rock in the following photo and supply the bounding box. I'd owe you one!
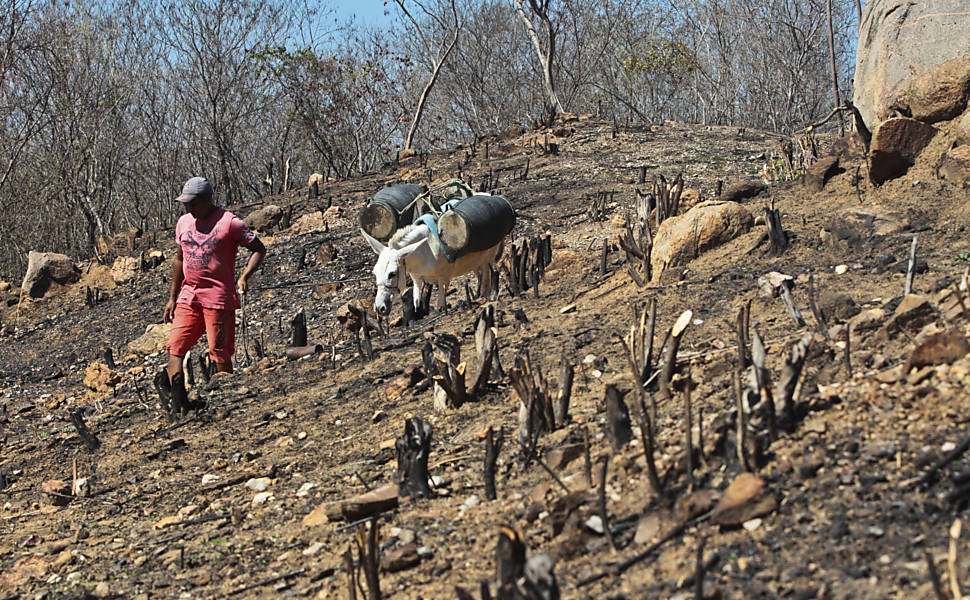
[244,205,283,232]
[21,251,80,298]
[853,0,970,127]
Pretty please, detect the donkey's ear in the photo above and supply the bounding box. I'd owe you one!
[397,238,427,257]
[361,230,386,254]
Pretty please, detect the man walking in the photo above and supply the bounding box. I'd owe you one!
[162,176,266,416]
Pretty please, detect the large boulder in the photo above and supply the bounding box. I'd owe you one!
[853,0,970,128]
[883,58,970,123]
[21,251,80,298]
[868,117,939,184]
[244,204,283,232]
[651,201,753,279]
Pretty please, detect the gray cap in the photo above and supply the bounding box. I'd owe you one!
[175,177,213,203]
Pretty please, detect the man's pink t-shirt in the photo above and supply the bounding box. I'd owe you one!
[175,207,256,310]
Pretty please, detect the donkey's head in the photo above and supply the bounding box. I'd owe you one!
[364,229,426,316]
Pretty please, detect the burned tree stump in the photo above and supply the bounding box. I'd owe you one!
[653,173,684,227]
[426,334,465,410]
[764,203,789,254]
[510,352,555,447]
[553,356,574,427]
[750,330,777,441]
[291,309,307,347]
[396,417,434,499]
[484,426,504,501]
[603,384,632,450]
[618,202,653,287]
[69,409,100,453]
[775,335,813,431]
[659,310,693,400]
[102,347,115,370]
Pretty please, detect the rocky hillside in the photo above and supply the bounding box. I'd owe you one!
[2,112,970,600]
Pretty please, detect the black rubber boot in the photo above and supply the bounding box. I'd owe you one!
[170,371,190,418]
[153,369,172,414]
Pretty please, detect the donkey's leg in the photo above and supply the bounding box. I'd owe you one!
[481,264,493,300]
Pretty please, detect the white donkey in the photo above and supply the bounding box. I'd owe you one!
[364,223,503,316]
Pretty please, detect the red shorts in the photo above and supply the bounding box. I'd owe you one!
[166,303,236,364]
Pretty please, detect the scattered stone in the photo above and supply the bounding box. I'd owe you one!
[634,510,671,545]
[201,474,220,485]
[154,515,181,529]
[834,264,848,275]
[711,473,777,527]
[323,206,344,225]
[868,117,939,185]
[303,542,325,556]
[245,477,272,492]
[904,329,970,372]
[381,543,421,573]
[742,518,762,532]
[675,489,717,523]
[651,201,754,279]
[244,205,284,232]
[41,480,72,506]
[883,294,937,335]
[127,323,173,357]
[545,443,585,471]
[819,291,859,322]
[826,207,909,253]
[757,271,793,298]
[716,180,767,203]
[83,362,121,393]
[21,251,81,298]
[848,308,887,335]
[252,492,274,505]
[288,211,326,234]
[323,483,399,522]
[463,495,480,508]
[110,256,140,284]
[804,156,840,192]
[580,515,604,535]
[316,242,337,263]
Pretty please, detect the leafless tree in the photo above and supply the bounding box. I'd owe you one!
[511,0,564,121]
[394,0,461,151]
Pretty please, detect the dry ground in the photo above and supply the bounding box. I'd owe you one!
[2,116,970,599]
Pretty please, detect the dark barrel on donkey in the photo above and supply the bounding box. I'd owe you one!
[359,184,423,241]
[439,194,515,254]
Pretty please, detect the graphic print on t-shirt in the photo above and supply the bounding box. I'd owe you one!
[181,223,224,272]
